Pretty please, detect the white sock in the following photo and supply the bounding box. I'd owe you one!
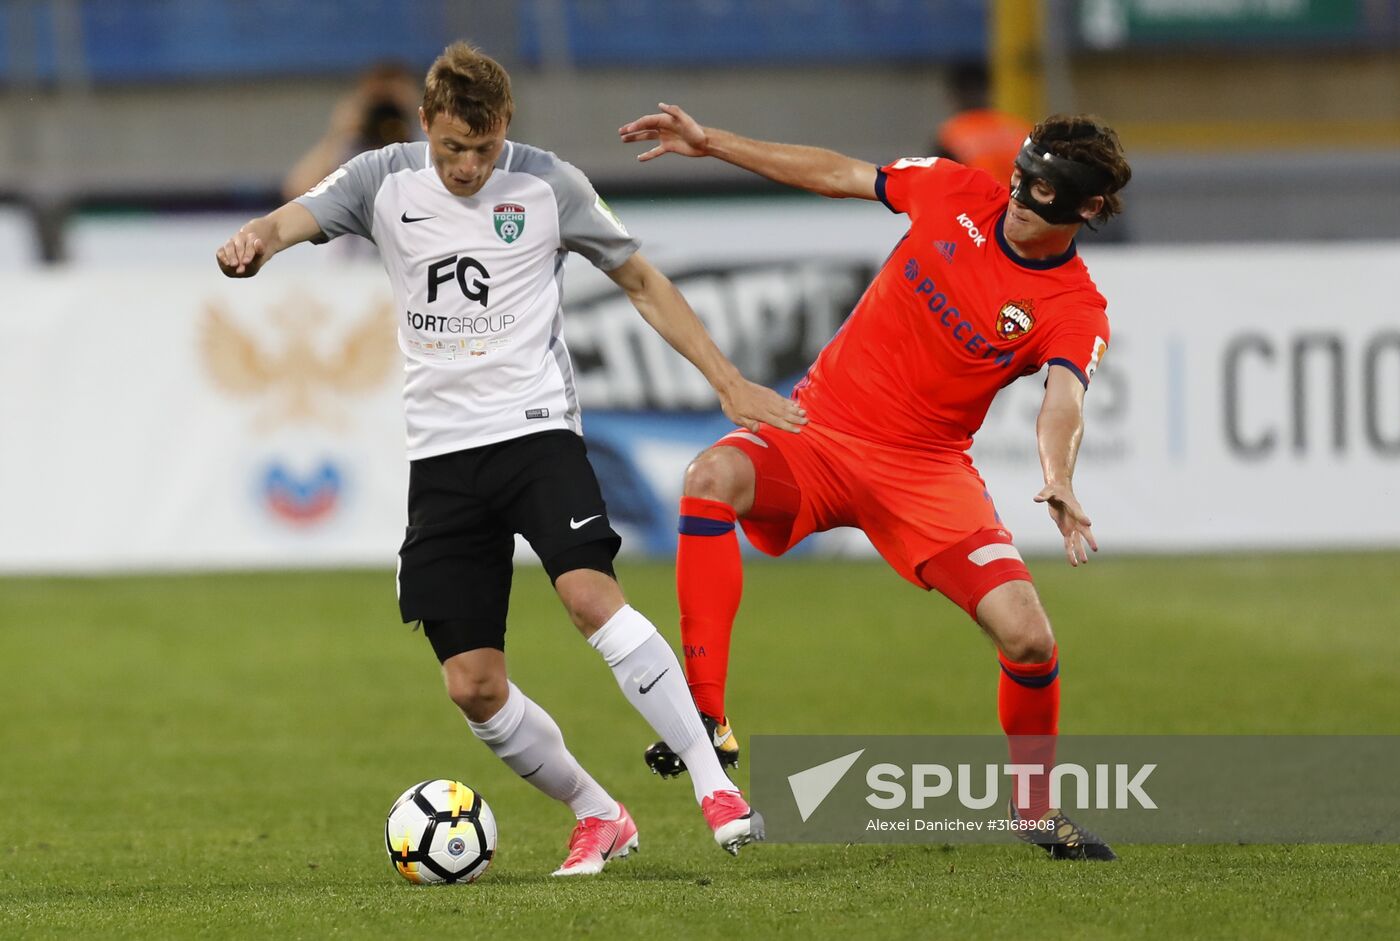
[589,604,740,803]
[466,682,618,821]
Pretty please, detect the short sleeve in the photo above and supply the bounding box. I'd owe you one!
[877,155,1009,225]
[1041,306,1111,389]
[550,160,640,271]
[875,156,947,217]
[504,143,640,270]
[294,143,417,243]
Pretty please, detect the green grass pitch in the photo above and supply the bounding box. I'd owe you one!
[3,553,1398,939]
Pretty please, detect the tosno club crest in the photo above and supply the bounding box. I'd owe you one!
[995,299,1036,342]
[493,203,526,243]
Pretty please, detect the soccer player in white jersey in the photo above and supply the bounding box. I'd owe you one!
[216,42,806,876]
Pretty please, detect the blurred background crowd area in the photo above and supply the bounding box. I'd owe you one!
[2,1,1397,572]
[0,0,1397,265]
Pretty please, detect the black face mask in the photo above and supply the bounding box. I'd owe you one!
[1009,138,1112,227]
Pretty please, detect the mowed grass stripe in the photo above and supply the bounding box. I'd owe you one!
[2,554,1398,938]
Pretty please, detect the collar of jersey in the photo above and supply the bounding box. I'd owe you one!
[995,212,1078,270]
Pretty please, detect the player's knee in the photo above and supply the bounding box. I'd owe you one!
[683,448,749,506]
[554,569,625,636]
[999,617,1056,664]
[562,595,615,634]
[977,580,1055,663]
[444,669,508,722]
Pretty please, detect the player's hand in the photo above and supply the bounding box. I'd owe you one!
[717,379,807,434]
[1035,482,1098,567]
[216,230,268,278]
[618,103,709,161]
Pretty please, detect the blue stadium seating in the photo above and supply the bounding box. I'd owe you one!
[0,0,985,84]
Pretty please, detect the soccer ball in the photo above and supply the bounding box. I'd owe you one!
[385,779,497,884]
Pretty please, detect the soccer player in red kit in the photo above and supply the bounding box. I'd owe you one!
[619,104,1132,860]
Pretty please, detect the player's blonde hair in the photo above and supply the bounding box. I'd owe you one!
[422,42,514,133]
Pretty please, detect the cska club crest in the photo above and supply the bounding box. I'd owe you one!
[493,203,526,243]
[995,299,1036,341]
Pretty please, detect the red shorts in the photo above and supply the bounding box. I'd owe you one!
[716,422,1032,617]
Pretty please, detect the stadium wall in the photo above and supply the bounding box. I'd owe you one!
[1,205,1397,573]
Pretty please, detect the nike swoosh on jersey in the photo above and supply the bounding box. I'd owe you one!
[400,211,434,223]
[569,514,602,530]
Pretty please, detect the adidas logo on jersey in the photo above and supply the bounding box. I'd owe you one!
[956,213,987,248]
[935,241,957,263]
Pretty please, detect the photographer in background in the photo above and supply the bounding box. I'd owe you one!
[281,62,422,201]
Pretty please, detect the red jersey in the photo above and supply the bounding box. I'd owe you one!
[795,157,1110,452]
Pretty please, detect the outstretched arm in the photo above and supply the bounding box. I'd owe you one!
[619,103,878,200]
[215,202,322,278]
[606,252,807,433]
[1034,365,1098,567]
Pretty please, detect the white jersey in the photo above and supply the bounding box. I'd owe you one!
[296,140,639,460]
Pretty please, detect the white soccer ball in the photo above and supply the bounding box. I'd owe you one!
[385,779,497,884]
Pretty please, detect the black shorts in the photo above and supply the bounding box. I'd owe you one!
[397,430,621,657]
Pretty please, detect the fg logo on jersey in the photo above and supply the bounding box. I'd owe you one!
[493,203,526,243]
[427,255,491,305]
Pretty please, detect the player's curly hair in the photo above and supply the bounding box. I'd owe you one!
[1031,115,1132,225]
[422,41,514,133]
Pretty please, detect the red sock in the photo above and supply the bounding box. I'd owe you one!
[676,496,742,721]
[998,645,1059,820]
